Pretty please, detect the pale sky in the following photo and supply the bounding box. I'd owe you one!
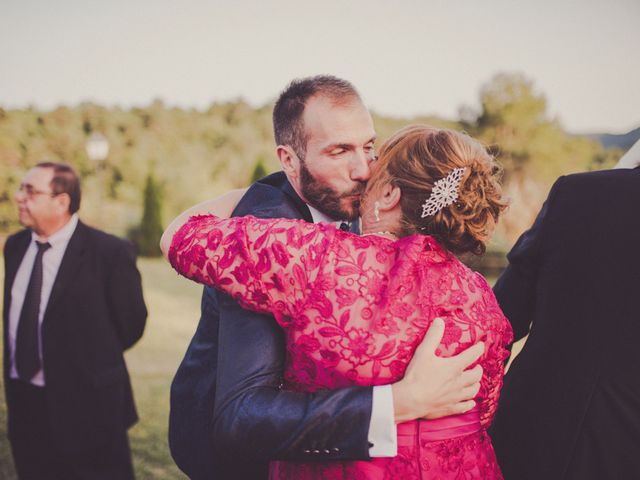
[1,0,638,133]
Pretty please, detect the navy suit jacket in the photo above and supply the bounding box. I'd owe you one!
[169,172,373,479]
[490,167,640,479]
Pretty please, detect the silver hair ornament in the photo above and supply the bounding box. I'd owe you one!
[420,168,466,218]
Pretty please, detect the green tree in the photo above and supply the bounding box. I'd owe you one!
[249,156,268,184]
[472,73,550,175]
[463,72,620,247]
[131,173,164,257]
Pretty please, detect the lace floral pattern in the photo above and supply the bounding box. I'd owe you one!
[170,214,513,479]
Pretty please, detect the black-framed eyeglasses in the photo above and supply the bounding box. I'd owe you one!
[16,184,58,199]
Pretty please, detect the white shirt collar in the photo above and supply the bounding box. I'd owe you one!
[32,213,79,246]
[307,204,336,225]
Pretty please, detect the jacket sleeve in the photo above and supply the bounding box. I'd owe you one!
[105,239,148,350]
[213,292,373,461]
[493,176,563,343]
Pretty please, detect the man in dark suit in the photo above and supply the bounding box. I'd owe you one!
[169,75,484,479]
[490,167,640,479]
[3,162,147,479]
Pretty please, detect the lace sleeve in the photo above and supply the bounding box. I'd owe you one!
[169,214,332,317]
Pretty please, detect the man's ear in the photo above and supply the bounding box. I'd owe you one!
[378,183,401,212]
[276,145,300,182]
[55,193,71,215]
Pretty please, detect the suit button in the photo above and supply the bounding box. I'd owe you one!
[332,447,340,453]
[323,449,331,454]
[303,449,310,454]
[312,449,320,454]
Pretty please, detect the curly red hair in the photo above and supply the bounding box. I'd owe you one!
[368,125,507,255]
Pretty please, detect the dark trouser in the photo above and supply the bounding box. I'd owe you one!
[7,379,135,480]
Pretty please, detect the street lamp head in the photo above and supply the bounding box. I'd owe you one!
[85,132,110,162]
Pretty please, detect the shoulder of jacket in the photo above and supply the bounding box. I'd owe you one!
[234,186,306,220]
[5,228,30,250]
[5,228,30,244]
[79,222,132,253]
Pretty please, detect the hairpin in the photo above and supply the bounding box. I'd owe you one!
[421,167,466,218]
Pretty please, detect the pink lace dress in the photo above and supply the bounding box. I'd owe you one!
[169,214,513,479]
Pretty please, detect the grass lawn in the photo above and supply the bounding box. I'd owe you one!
[0,258,201,479]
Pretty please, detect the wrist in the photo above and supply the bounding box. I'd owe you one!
[392,381,420,423]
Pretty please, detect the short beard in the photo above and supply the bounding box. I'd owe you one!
[299,160,364,221]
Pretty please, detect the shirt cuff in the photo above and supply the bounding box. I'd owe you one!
[368,385,397,457]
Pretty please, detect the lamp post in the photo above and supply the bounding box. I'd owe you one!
[85,133,110,225]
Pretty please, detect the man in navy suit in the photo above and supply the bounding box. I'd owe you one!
[169,75,484,479]
[3,162,147,479]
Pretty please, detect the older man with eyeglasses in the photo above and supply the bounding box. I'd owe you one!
[4,162,147,479]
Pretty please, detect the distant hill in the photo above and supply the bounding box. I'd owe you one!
[585,126,640,150]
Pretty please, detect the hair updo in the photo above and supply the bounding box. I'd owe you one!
[370,125,507,255]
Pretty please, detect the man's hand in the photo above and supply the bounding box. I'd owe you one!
[391,318,484,423]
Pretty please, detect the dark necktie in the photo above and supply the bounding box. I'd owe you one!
[15,240,51,381]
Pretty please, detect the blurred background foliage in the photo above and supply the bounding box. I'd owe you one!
[0,72,630,255]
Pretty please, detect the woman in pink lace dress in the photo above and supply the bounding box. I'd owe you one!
[164,125,512,479]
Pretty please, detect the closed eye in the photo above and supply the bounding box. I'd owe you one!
[364,144,377,160]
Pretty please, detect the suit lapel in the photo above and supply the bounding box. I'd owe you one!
[256,171,313,223]
[43,221,88,318]
[281,179,313,223]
